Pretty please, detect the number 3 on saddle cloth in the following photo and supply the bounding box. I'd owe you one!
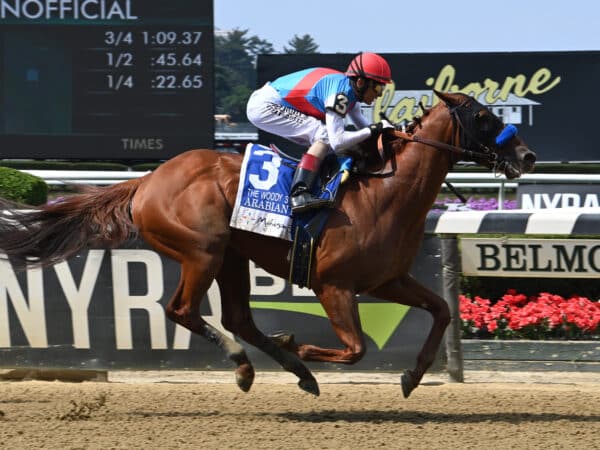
[230,143,352,288]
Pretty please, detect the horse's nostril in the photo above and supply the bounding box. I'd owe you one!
[524,152,537,165]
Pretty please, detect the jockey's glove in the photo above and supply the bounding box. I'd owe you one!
[369,122,384,137]
[369,120,395,137]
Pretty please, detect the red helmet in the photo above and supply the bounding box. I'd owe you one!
[345,52,392,84]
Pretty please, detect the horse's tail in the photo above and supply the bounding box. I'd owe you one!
[0,177,144,271]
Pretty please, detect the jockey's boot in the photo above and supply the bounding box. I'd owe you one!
[290,154,333,214]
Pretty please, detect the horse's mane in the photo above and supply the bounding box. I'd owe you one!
[405,101,434,133]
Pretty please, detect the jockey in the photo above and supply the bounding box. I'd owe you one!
[246,52,393,214]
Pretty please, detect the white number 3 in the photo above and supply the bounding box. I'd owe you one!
[333,93,349,115]
[249,149,280,190]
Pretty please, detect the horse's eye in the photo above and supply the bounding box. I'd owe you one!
[474,110,490,123]
[474,111,501,136]
[475,112,493,132]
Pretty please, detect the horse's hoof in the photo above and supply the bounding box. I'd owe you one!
[298,378,320,396]
[235,364,255,393]
[401,370,415,399]
[269,331,296,349]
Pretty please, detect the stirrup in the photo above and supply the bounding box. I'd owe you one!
[291,193,333,214]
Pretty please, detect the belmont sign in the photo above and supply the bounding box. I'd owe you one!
[461,238,600,278]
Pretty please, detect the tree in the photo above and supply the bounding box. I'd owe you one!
[214,28,275,121]
[221,85,254,120]
[283,34,319,54]
[246,35,276,63]
[214,30,322,121]
[215,29,255,87]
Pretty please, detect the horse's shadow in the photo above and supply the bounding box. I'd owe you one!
[276,410,600,424]
[130,410,600,424]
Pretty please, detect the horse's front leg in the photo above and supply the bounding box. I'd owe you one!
[278,285,367,364]
[369,274,450,398]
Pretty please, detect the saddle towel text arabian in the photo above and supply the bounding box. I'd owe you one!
[230,143,349,240]
[230,143,295,240]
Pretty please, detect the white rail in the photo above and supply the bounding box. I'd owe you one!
[24,170,600,185]
[23,170,150,186]
[24,170,600,184]
[21,170,599,210]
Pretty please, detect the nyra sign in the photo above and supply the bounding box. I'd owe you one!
[518,184,600,209]
[461,238,600,278]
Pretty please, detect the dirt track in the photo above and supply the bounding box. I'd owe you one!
[0,370,598,449]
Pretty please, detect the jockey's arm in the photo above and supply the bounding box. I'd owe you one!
[325,104,371,152]
[346,103,370,129]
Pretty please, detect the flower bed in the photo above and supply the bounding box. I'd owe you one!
[433,196,517,211]
[460,289,600,340]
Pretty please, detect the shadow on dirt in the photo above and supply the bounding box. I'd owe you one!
[129,409,600,424]
[276,410,600,424]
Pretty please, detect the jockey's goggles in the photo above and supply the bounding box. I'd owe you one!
[372,81,385,96]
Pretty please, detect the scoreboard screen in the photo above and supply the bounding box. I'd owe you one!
[0,0,214,159]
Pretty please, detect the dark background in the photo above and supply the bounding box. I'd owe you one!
[257,52,600,163]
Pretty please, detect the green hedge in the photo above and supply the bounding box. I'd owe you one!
[130,162,161,171]
[0,167,48,205]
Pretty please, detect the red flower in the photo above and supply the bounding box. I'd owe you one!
[460,290,600,340]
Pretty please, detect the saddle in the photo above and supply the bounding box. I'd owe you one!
[287,152,352,289]
[269,139,396,288]
[229,142,358,288]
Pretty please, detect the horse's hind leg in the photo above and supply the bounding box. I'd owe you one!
[369,274,450,398]
[216,248,320,396]
[165,259,255,392]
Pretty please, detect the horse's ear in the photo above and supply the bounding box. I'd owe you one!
[433,89,456,106]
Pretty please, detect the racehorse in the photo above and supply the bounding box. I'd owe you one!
[0,91,536,398]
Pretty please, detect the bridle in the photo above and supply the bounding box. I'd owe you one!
[369,99,513,178]
[392,100,501,163]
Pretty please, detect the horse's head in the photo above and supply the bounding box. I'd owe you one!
[434,90,536,179]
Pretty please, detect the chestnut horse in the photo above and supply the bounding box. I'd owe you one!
[0,91,535,398]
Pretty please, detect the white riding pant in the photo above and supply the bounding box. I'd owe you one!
[246,83,329,147]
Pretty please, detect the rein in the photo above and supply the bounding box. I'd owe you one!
[362,104,501,179]
[361,128,494,180]
[390,130,495,162]
[360,103,505,207]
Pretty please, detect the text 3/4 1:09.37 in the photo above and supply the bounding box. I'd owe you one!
[103,31,203,46]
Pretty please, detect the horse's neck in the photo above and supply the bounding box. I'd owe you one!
[387,111,453,212]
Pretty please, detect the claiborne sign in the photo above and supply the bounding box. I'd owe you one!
[369,63,560,125]
[461,238,600,278]
[258,51,600,162]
